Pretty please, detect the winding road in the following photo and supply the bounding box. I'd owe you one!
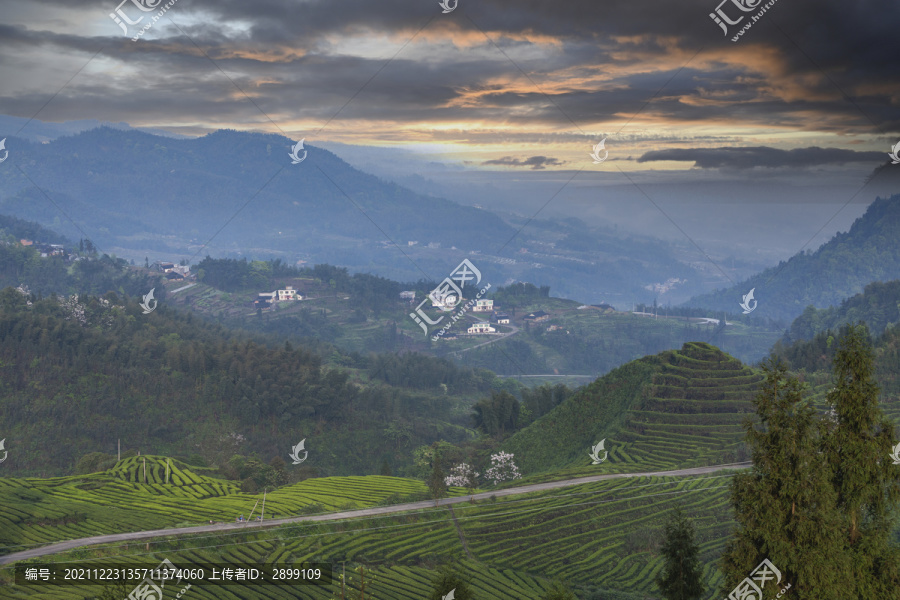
[447,322,519,355]
[0,462,751,566]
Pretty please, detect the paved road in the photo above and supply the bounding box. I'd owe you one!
[0,462,751,565]
[167,283,197,294]
[512,374,595,378]
[447,322,519,355]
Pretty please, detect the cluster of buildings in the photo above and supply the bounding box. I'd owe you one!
[19,239,66,257]
[401,290,568,336]
[466,310,552,334]
[150,261,192,281]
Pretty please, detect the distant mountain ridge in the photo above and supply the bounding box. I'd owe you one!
[0,127,513,254]
[0,114,187,142]
[0,126,713,304]
[686,194,900,322]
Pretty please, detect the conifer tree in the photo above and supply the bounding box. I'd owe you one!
[825,324,900,597]
[428,446,447,504]
[539,580,578,600]
[428,564,474,600]
[721,356,849,599]
[655,505,704,600]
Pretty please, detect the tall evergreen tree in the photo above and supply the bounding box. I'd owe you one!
[721,356,849,599]
[539,581,578,600]
[428,564,474,600]
[655,505,704,600]
[825,324,900,597]
[428,445,447,504]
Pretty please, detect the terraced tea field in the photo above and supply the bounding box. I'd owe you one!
[503,342,763,480]
[0,456,433,559]
[0,469,738,600]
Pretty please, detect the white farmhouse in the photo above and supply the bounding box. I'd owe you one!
[467,322,496,334]
[473,299,494,312]
[276,285,301,301]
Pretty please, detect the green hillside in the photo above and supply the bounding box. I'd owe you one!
[502,342,761,478]
[688,194,900,322]
[0,467,738,600]
[774,321,900,415]
[0,456,436,557]
[0,286,496,478]
[180,259,781,375]
[3,336,900,599]
[452,302,780,377]
[781,279,900,343]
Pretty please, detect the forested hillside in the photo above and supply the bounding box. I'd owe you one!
[773,322,900,402]
[0,236,158,300]
[0,214,70,246]
[781,279,900,343]
[687,194,900,322]
[0,286,498,478]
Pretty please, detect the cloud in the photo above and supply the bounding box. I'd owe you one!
[482,155,564,170]
[636,146,887,169]
[0,0,896,157]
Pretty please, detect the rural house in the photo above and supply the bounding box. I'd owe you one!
[467,322,496,334]
[473,299,494,312]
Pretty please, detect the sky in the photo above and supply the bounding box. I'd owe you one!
[0,0,899,261]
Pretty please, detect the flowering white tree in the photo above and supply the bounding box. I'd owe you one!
[444,462,479,489]
[484,451,521,486]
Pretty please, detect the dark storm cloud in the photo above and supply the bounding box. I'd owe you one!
[0,0,896,135]
[482,155,564,170]
[637,146,887,169]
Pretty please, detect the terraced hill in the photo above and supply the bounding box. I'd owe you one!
[0,469,739,600]
[502,342,762,478]
[0,456,434,559]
